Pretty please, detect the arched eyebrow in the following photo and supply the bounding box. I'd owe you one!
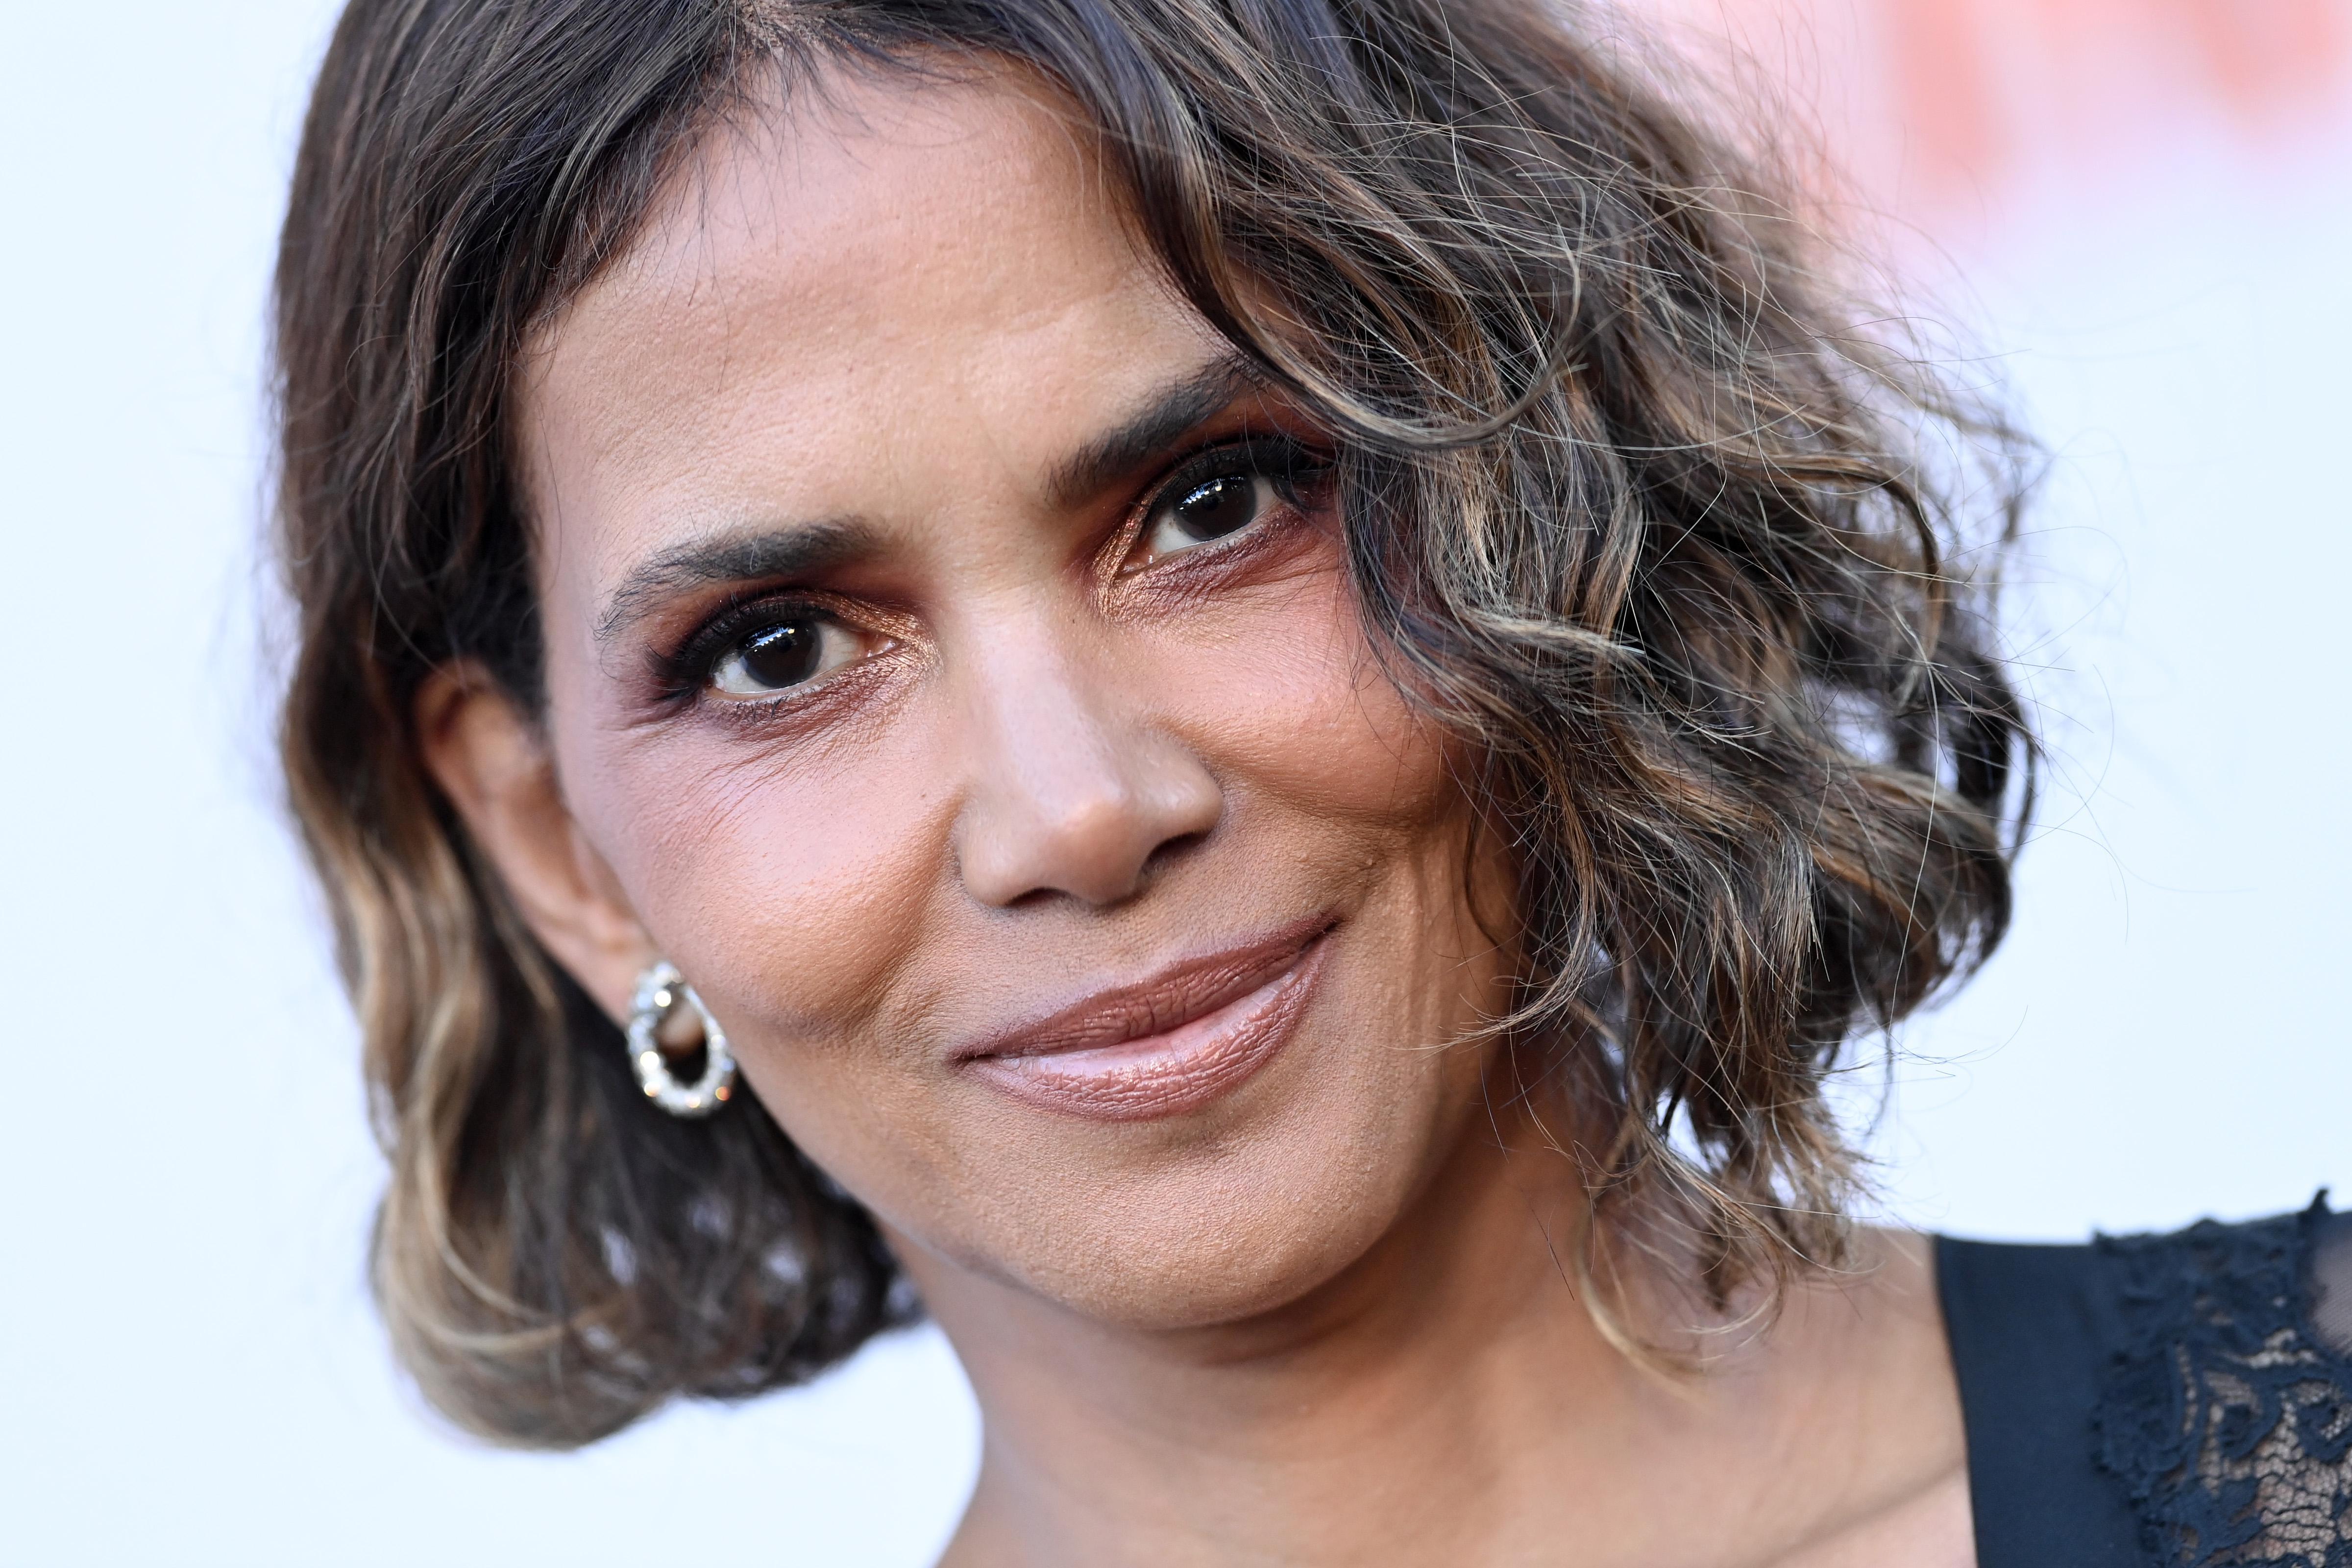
[1045,354,1261,510]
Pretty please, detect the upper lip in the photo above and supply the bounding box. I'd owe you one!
[954,913,1335,1064]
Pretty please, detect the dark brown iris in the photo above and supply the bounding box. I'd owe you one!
[739,620,822,689]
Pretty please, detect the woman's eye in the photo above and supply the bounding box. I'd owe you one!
[1135,466,1277,565]
[708,614,862,697]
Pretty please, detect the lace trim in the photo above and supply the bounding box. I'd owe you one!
[2097,1197,2352,1568]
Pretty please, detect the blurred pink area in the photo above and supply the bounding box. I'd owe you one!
[1639,0,2352,232]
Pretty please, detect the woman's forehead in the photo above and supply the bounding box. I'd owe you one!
[514,63,1219,591]
[525,63,1155,417]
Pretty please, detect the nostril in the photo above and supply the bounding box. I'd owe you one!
[1139,827,1210,882]
[960,796,1217,910]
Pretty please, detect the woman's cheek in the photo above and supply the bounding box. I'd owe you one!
[579,716,954,1045]
[1162,562,1452,836]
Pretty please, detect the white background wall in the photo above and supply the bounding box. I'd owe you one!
[0,2,2343,1563]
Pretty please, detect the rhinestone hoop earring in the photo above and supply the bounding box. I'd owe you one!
[626,961,737,1118]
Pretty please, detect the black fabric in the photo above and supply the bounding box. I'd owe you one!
[1938,1233,2146,1567]
[1940,1199,2352,1568]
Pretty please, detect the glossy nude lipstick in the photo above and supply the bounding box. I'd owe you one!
[956,918,1333,1122]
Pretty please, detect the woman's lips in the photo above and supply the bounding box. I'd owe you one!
[956,919,1333,1122]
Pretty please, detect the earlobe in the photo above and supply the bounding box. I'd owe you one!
[414,663,654,1024]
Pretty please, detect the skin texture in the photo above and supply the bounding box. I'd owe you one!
[419,66,1975,1568]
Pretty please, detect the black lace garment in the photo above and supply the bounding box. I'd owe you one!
[1939,1197,2352,1568]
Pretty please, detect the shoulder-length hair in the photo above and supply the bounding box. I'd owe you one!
[276,0,2030,1446]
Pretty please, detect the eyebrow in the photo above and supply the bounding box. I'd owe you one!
[1046,354,1262,510]
[595,517,874,649]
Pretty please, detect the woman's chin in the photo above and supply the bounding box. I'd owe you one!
[932,1208,1405,1334]
[885,1107,1452,1335]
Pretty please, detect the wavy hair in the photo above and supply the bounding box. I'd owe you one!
[276,0,2030,1445]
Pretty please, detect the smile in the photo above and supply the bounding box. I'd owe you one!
[955,917,1334,1122]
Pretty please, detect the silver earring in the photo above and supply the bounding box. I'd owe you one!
[626,961,737,1118]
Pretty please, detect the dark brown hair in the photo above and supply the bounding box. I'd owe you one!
[277,0,2030,1446]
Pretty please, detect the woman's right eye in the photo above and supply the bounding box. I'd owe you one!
[708,614,863,697]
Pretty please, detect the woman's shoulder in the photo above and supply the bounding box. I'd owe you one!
[1935,1196,2352,1568]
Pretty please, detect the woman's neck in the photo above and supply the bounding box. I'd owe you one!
[905,1092,1970,1568]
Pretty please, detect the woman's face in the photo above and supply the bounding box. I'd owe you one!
[496,69,1517,1329]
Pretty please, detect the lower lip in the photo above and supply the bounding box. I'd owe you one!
[963,938,1330,1123]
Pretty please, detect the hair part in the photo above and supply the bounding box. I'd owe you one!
[276,0,2031,1446]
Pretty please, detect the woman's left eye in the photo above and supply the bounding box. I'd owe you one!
[1129,447,1307,570]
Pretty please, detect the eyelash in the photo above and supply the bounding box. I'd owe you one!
[646,433,1336,712]
[647,591,850,708]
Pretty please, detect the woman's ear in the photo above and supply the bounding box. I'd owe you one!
[415,663,653,1024]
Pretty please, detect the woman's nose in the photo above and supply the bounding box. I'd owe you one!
[952,626,1224,909]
